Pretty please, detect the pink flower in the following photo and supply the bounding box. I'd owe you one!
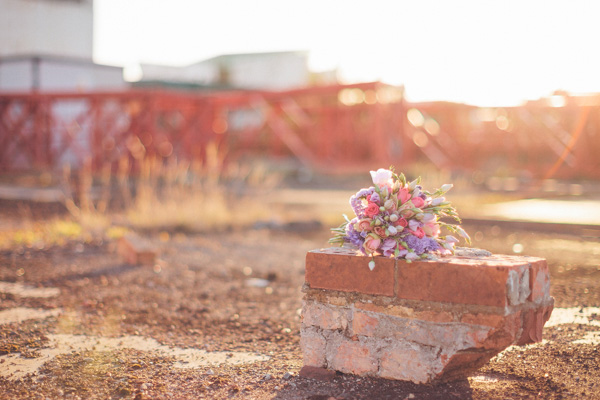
[356,218,372,232]
[394,217,408,228]
[411,197,425,208]
[374,226,387,237]
[365,202,380,218]
[411,227,425,239]
[398,188,411,204]
[400,208,414,219]
[422,223,440,237]
[363,235,381,254]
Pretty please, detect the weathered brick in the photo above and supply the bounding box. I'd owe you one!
[327,337,378,376]
[438,350,498,381]
[517,302,554,345]
[301,248,554,383]
[302,301,348,331]
[351,310,379,337]
[528,258,551,304]
[306,248,395,296]
[506,267,531,306]
[355,302,455,323]
[117,235,157,266]
[300,327,327,367]
[380,341,438,383]
[396,257,528,307]
[460,312,506,327]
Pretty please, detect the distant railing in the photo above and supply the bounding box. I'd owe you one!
[1,84,599,179]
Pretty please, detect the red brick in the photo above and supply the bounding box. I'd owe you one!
[352,310,379,337]
[460,312,505,327]
[306,248,395,296]
[528,258,550,303]
[302,301,348,331]
[300,329,327,367]
[479,311,522,349]
[379,342,436,383]
[517,302,554,345]
[117,235,157,265]
[437,350,498,381]
[328,339,378,375]
[355,302,455,323]
[395,258,527,307]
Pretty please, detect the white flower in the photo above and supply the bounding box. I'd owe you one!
[445,235,459,244]
[422,213,436,223]
[440,184,453,193]
[388,226,398,235]
[370,168,393,186]
[405,252,419,261]
[431,197,445,206]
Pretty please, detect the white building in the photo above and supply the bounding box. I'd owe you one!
[0,0,125,92]
[140,51,314,91]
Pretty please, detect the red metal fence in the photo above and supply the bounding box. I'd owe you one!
[1,83,599,179]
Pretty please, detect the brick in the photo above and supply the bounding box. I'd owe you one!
[301,248,555,383]
[479,311,522,350]
[302,301,348,331]
[506,268,531,306]
[352,310,379,337]
[306,248,395,296]
[117,234,157,265]
[379,342,437,383]
[460,312,505,328]
[300,327,327,367]
[438,350,498,381]
[517,302,554,345]
[327,338,378,376]
[528,258,550,303]
[353,309,492,350]
[396,257,528,307]
[299,366,336,381]
[355,302,455,323]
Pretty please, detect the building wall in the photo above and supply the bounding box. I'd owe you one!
[140,52,311,91]
[0,56,126,92]
[0,0,94,59]
[223,52,309,90]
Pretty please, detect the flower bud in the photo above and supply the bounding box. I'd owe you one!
[441,184,453,193]
[389,213,399,222]
[431,197,445,206]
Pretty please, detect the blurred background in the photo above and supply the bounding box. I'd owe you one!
[1,0,600,243]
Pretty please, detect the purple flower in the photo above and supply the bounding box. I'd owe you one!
[381,238,397,257]
[370,192,380,205]
[408,219,422,231]
[350,187,375,215]
[344,219,364,248]
[403,234,441,255]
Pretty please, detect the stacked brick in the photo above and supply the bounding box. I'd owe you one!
[301,247,554,383]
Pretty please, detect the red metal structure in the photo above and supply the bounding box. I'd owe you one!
[1,83,599,179]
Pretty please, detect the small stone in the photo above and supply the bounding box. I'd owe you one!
[206,369,215,375]
[263,373,272,381]
[282,372,293,380]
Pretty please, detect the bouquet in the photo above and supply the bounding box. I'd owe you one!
[330,168,470,270]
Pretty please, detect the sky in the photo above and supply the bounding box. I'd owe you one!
[93,0,600,107]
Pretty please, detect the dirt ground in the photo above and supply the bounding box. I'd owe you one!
[1,200,600,399]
